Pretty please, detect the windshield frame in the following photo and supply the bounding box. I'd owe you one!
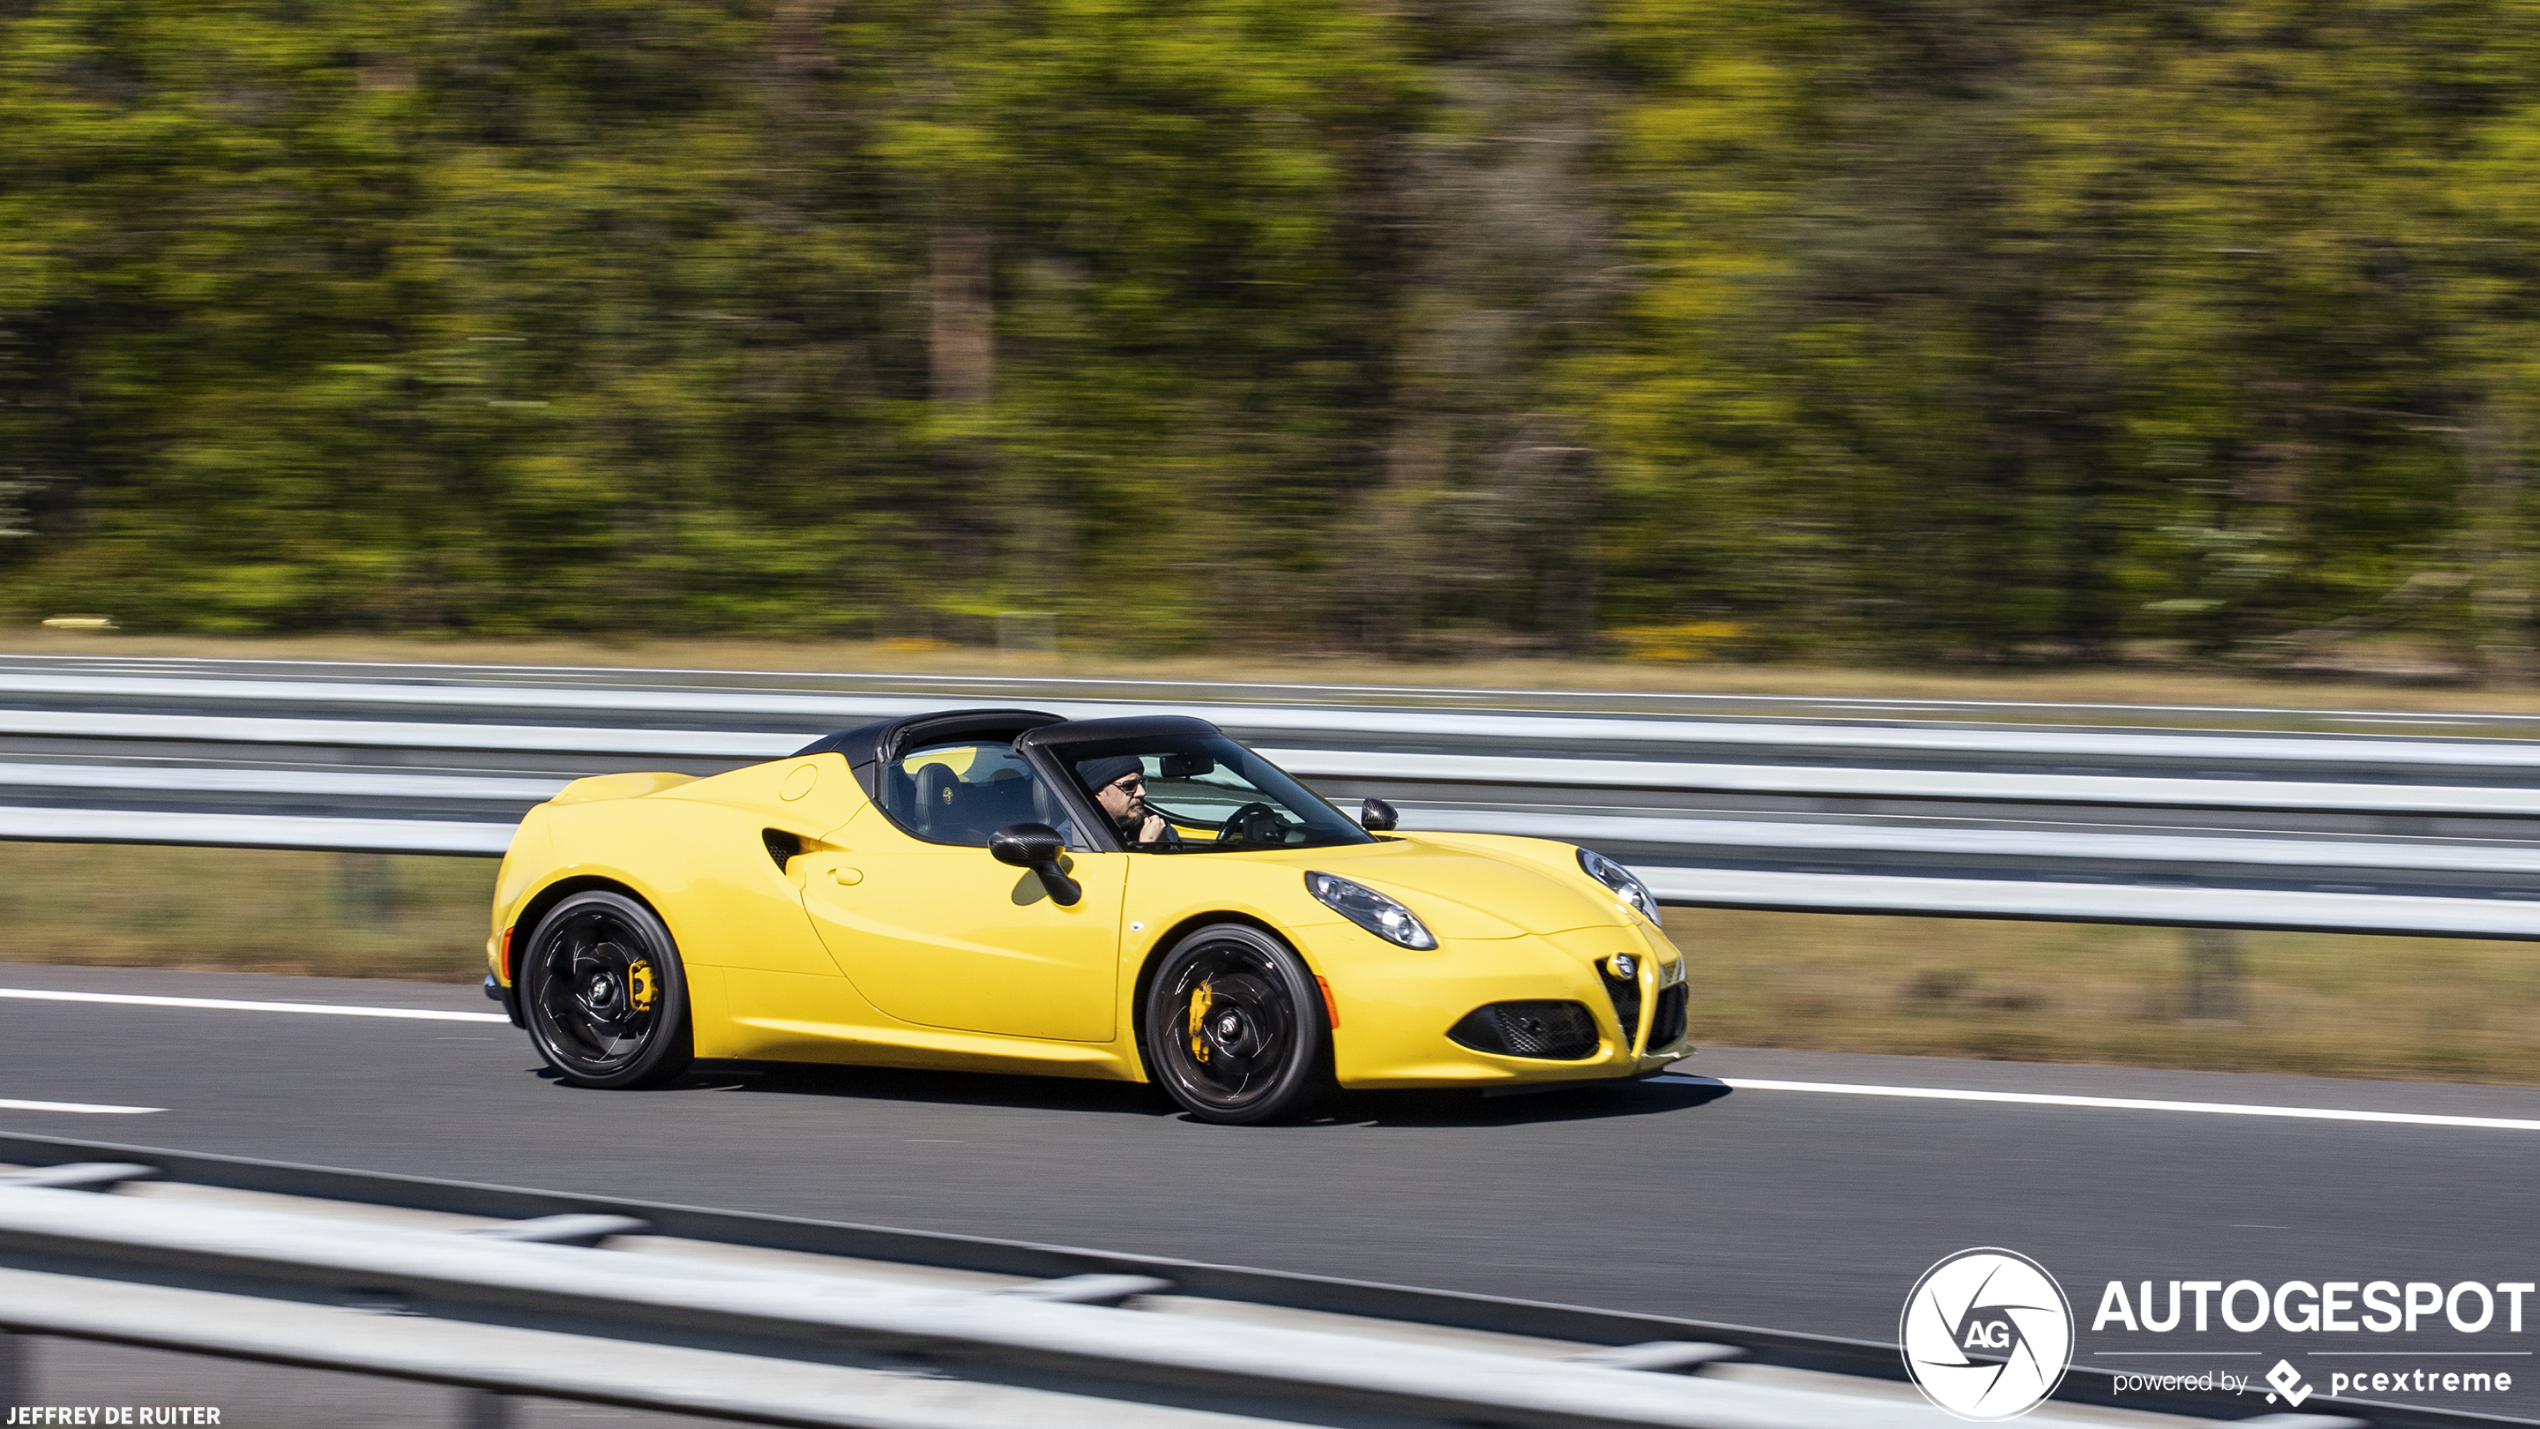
[1017,716,1374,855]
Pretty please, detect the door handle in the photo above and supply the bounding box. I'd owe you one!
[828,866,864,886]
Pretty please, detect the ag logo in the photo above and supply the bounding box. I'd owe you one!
[1901,1248,2074,1421]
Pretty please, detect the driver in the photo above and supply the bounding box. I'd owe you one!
[1066,755,1179,848]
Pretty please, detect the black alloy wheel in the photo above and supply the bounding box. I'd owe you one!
[1145,923,1332,1125]
[520,890,694,1089]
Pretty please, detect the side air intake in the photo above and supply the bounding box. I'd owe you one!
[762,829,803,870]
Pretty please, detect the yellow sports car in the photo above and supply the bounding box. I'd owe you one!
[483,708,1690,1123]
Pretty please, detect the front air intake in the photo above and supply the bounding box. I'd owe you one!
[1649,983,1688,1050]
[1599,961,1642,1040]
[1447,1001,1601,1061]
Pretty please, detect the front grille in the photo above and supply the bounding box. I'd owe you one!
[1599,962,1641,1042]
[1649,982,1688,1050]
[1448,1001,1601,1061]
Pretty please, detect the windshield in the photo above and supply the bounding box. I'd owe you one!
[1054,733,1373,851]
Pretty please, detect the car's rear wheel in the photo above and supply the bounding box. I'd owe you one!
[1145,923,1331,1125]
[521,890,693,1089]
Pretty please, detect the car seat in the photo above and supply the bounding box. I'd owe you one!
[912,762,959,840]
[967,772,1039,841]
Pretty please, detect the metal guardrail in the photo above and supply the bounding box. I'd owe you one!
[2,663,2540,933]
[0,1186,1934,1429]
[0,1134,2425,1429]
[1634,868,2540,939]
[14,649,2540,731]
[1288,748,2540,815]
[16,668,2540,772]
[2,802,2529,937]
[9,732,2540,821]
[0,805,512,855]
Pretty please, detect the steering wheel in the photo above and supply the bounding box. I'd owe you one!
[1218,802,1290,845]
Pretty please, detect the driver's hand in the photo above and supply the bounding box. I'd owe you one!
[1137,812,1167,843]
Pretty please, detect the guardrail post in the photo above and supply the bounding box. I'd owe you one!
[2183,928,2244,1024]
[0,1329,29,1406]
[460,1388,516,1429]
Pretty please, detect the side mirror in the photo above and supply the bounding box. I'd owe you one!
[1359,797,1398,832]
[989,822,1082,906]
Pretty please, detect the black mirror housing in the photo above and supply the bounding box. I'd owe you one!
[990,822,1065,869]
[989,822,1081,906]
[1159,751,1216,778]
[1359,797,1398,832]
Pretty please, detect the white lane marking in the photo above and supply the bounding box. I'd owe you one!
[1687,1076,2540,1132]
[0,1098,162,1115]
[0,988,510,1025]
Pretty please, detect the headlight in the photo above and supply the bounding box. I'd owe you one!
[1578,847,1660,923]
[1305,871,1438,950]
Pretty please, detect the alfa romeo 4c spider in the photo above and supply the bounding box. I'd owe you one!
[484,708,1690,1123]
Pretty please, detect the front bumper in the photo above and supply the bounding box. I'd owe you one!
[1304,919,1691,1090]
[482,973,523,1028]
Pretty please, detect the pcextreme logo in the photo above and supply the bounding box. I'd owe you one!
[1901,1248,2075,1421]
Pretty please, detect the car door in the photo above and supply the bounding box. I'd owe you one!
[793,741,1128,1043]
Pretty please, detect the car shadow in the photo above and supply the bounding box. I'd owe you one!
[1317,1074,1735,1128]
[533,1064,1735,1127]
[644,1060,1182,1119]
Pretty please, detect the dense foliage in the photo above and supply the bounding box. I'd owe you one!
[7,0,2540,668]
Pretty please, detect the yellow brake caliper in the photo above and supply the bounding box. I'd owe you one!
[627,959,657,1013]
[1187,980,1214,1063]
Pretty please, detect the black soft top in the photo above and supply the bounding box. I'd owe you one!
[1015,714,1225,754]
[793,708,1063,796]
[794,708,1235,798]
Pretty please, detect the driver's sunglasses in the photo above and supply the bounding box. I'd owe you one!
[1110,775,1147,792]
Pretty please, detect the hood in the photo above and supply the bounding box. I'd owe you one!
[1287,837,1623,939]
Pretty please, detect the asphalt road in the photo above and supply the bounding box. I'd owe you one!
[6,962,2538,1420]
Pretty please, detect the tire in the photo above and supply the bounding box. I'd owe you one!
[520,890,694,1089]
[1144,923,1332,1125]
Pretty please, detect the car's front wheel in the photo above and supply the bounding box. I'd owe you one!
[521,890,693,1089]
[1145,923,1332,1124]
